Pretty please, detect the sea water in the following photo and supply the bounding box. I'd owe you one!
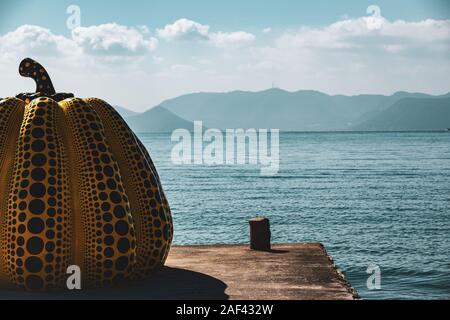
[138,131,450,300]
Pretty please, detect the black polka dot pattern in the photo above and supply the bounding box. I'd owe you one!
[87,98,173,278]
[60,98,136,287]
[5,97,71,290]
[0,98,25,284]
[0,96,172,291]
[133,134,173,264]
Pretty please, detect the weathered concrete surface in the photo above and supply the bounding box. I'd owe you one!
[0,243,357,300]
[165,243,358,300]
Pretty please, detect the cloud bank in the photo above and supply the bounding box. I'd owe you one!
[156,18,210,41]
[72,23,158,55]
[0,16,449,109]
[157,18,255,47]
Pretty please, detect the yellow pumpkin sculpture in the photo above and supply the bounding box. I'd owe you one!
[0,58,173,290]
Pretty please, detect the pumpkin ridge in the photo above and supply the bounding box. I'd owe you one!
[5,97,72,290]
[59,99,93,283]
[0,98,25,286]
[133,134,174,263]
[55,101,83,273]
[85,98,172,277]
[59,98,137,286]
[86,99,146,277]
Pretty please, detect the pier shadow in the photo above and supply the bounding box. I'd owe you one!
[0,267,229,300]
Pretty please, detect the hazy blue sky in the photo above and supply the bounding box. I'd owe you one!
[1,0,449,110]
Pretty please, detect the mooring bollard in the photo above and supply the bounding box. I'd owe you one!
[249,217,271,251]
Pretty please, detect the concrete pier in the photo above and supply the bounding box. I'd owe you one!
[0,243,358,300]
[165,243,358,300]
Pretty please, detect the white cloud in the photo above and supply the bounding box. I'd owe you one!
[0,23,158,62]
[170,64,196,72]
[382,19,450,41]
[157,18,255,47]
[262,27,272,33]
[156,63,197,80]
[137,25,151,34]
[248,17,450,95]
[276,17,450,52]
[157,18,210,41]
[72,23,158,55]
[209,31,255,47]
[1,17,449,110]
[384,44,404,53]
[0,25,77,60]
[153,56,165,64]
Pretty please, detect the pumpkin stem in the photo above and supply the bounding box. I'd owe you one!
[19,58,56,95]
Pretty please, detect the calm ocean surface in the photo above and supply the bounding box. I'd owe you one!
[138,131,450,300]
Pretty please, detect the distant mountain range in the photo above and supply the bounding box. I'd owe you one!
[125,106,192,132]
[354,97,450,131]
[113,105,139,118]
[118,89,450,132]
